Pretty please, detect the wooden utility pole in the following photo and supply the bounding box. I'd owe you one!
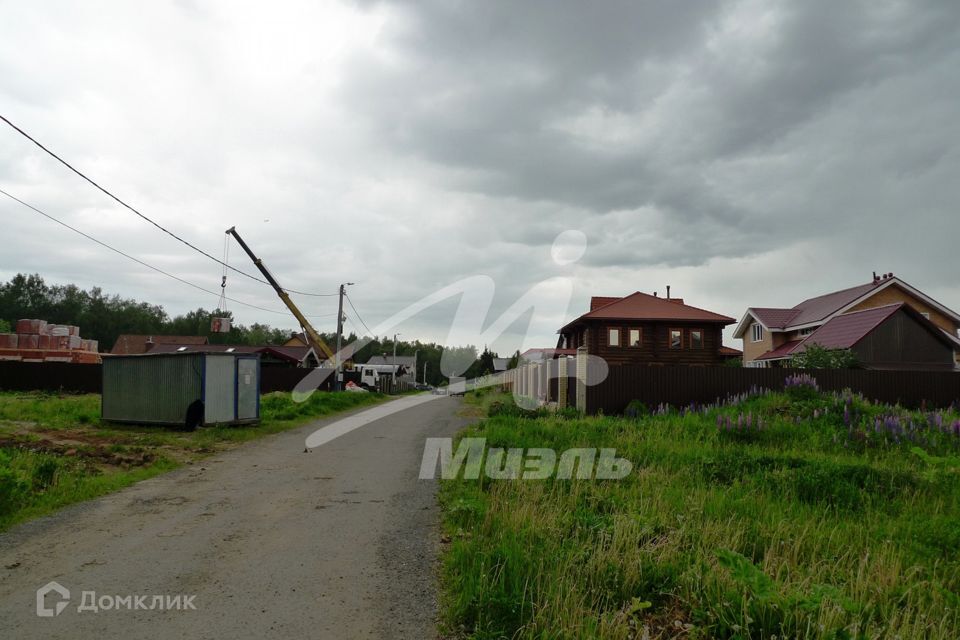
[335,284,346,390]
[333,282,354,391]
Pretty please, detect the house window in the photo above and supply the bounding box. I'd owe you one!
[628,328,642,347]
[690,329,703,349]
[799,327,816,336]
[751,324,763,342]
[608,328,620,347]
[670,329,683,349]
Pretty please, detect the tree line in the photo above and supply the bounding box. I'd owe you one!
[0,274,516,385]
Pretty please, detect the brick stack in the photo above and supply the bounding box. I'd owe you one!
[0,319,102,364]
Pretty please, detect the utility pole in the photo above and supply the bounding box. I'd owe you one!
[334,283,353,391]
[392,333,401,386]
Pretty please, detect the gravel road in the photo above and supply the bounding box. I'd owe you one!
[0,394,469,639]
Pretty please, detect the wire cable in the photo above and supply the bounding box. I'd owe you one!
[344,292,375,336]
[0,186,334,318]
[0,113,338,298]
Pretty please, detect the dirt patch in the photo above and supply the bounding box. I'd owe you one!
[0,433,156,468]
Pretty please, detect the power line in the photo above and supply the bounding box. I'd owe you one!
[344,292,375,336]
[343,314,360,334]
[0,186,335,319]
[0,113,338,298]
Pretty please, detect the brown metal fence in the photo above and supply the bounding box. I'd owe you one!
[586,366,960,414]
[0,361,337,395]
[0,361,102,393]
[259,368,335,394]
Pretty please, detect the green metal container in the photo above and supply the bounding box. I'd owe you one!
[102,352,260,427]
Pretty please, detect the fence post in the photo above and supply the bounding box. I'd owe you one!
[558,358,568,409]
[576,346,587,413]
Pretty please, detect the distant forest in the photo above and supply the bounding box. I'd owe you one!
[0,273,512,385]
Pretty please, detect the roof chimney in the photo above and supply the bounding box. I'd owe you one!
[873,271,878,284]
[654,291,658,297]
[666,285,671,299]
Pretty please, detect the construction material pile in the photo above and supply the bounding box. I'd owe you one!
[0,319,101,363]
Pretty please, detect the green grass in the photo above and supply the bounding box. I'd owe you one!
[0,390,387,531]
[439,390,960,639]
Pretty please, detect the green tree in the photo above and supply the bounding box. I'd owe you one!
[790,344,859,369]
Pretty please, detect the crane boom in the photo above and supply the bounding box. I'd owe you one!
[225,227,336,361]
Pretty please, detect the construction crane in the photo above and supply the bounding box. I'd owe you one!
[225,227,336,362]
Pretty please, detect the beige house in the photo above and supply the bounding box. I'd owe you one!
[734,273,960,369]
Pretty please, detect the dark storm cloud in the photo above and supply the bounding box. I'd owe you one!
[341,0,960,275]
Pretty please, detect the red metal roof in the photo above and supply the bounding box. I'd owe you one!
[755,339,806,361]
[146,343,316,363]
[590,296,621,311]
[797,303,904,350]
[111,334,209,355]
[147,343,260,354]
[749,307,800,329]
[786,282,879,327]
[562,291,734,333]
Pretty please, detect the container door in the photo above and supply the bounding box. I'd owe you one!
[204,355,236,424]
[236,357,259,420]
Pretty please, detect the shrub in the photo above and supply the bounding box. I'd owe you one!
[488,400,537,419]
[32,457,60,489]
[623,400,648,418]
[790,344,859,369]
[0,453,28,516]
[784,373,820,401]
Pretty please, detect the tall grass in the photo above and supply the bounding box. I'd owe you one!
[440,391,960,639]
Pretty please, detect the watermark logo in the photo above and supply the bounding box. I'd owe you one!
[36,581,70,617]
[298,230,613,451]
[419,438,633,480]
[34,582,196,616]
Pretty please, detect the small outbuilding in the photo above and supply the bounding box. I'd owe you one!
[102,352,260,428]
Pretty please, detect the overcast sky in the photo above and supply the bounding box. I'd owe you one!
[2,0,958,353]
